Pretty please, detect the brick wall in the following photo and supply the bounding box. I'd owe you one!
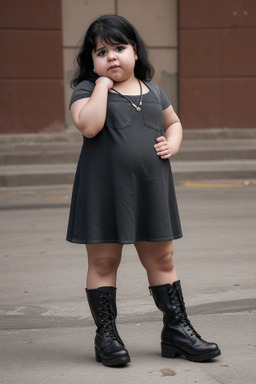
[0,0,65,133]
[179,0,256,128]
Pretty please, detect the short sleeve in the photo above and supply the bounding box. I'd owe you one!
[69,80,95,108]
[159,88,171,110]
[145,81,171,110]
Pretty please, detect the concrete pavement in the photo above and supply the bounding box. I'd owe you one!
[0,181,256,383]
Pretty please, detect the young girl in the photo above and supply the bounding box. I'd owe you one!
[67,14,221,367]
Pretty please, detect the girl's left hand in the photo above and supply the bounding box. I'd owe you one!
[154,136,178,159]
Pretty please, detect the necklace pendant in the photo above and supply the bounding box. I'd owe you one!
[132,102,141,111]
[111,79,143,112]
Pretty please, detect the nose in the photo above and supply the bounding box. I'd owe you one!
[107,50,117,61]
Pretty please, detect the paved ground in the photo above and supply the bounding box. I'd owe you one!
[0,181,256,383]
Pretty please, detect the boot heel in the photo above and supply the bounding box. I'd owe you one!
[161,343,178,358]
[95,348,102,363]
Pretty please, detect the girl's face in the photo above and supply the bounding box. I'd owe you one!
[92,37,138,83]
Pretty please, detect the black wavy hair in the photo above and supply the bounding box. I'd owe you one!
[71,14,154,88]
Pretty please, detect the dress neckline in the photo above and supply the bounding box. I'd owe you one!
[109,80,151,97]
[109,90,150,97]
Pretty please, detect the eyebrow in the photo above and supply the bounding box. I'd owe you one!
[95,46,105,52]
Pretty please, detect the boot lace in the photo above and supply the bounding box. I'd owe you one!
[169,288,201,338]
[98,293,123,344]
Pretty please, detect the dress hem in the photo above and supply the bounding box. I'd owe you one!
[66,233,183,245]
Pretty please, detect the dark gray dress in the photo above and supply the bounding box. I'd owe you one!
[67,80,182,244]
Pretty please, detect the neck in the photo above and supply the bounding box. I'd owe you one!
[112,77,140,95]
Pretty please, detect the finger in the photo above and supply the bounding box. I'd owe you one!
[156,136,166,142]
[160,153,171,159]
[159,144,168,150]
[155,144,168,152]
[154,142,167,150]
[156,149,169,156]
[156,149,168,155]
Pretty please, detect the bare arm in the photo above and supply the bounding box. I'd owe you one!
[154,105,183,159]
[70,77,113,138]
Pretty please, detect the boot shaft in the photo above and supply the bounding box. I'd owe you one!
[149,281,221,361]
[86,286,130,366]
[86,286,117,329]
[149,281,185,325]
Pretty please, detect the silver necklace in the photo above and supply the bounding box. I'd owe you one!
[111,79,143,111]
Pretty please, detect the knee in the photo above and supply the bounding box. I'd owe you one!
[141,251,175,274]
[89,255,120,277]
[156,249,174,272]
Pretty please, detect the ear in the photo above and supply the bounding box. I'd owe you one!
[133,44,138,60]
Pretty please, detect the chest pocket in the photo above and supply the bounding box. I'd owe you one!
[143,102,164,132]
[106,101,132,129]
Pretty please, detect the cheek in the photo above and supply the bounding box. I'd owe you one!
[92,55,103,70]
[93,60,105,75]
[92,57,98,69]
[127,54,137,68]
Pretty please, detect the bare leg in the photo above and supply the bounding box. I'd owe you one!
[85,243,130,366]
[136,241,221,362]
[134,241,178,286]
[86,243,123,289]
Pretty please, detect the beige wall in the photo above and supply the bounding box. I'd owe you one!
[61,0,178,129]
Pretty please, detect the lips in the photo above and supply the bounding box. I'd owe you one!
[108,65,120,70]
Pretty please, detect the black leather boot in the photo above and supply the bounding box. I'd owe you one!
[86,286,130,367]
[149,281,221,362]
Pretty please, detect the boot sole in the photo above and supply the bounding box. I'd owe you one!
[95,349,131,367]
[161,342,221,362]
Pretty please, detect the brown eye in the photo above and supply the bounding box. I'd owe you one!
[116,46,125,52]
